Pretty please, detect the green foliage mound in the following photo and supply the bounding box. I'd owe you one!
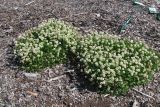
[77,33,160,95]
[14,19,77,71]
[14,18,160,95]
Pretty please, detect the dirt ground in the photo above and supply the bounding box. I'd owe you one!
[0,0,160,107]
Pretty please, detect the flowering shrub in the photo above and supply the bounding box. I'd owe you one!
[14,18,160,95]
[77,33,160,95]
[14,19,77,71]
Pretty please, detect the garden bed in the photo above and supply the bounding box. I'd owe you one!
[0,0,160,107]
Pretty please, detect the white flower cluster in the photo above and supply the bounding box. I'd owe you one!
[77,33,160,95]
[14,19,78,71]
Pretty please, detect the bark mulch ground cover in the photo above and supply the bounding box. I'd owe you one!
[0,0,160,107]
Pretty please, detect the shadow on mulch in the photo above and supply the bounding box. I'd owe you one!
[5,42,21,70]
[6,41,97,93]
[66,50,100,93]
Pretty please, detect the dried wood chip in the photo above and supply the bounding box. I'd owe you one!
[47,75,65,82]
[133,0,145,6]
[24,73,40,78]
[148,7,158,14]
[26,91,38,97]
[132,100,140,107]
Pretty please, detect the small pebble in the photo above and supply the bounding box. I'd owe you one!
[24,73,40,80]
[96,13,101,17]
[132,100,140,107]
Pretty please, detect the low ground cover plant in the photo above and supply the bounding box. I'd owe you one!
[14,19,77,71]
[76,33,160,95]
[14,19,160,95]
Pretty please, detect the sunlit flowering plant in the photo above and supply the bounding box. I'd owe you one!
[77,32,160,95]
[14,19,77,71]
[14,18,160,95]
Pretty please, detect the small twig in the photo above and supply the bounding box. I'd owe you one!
[133,1,145,7]
[47,75,65,82]
[70,87,78,91]
[132,88,155,100]
[24,73,40,78]
[25,1,35,6]
[104,94,110,97]
[120,16,132,33]
[26,91,38,97]
[65,69,74,73]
